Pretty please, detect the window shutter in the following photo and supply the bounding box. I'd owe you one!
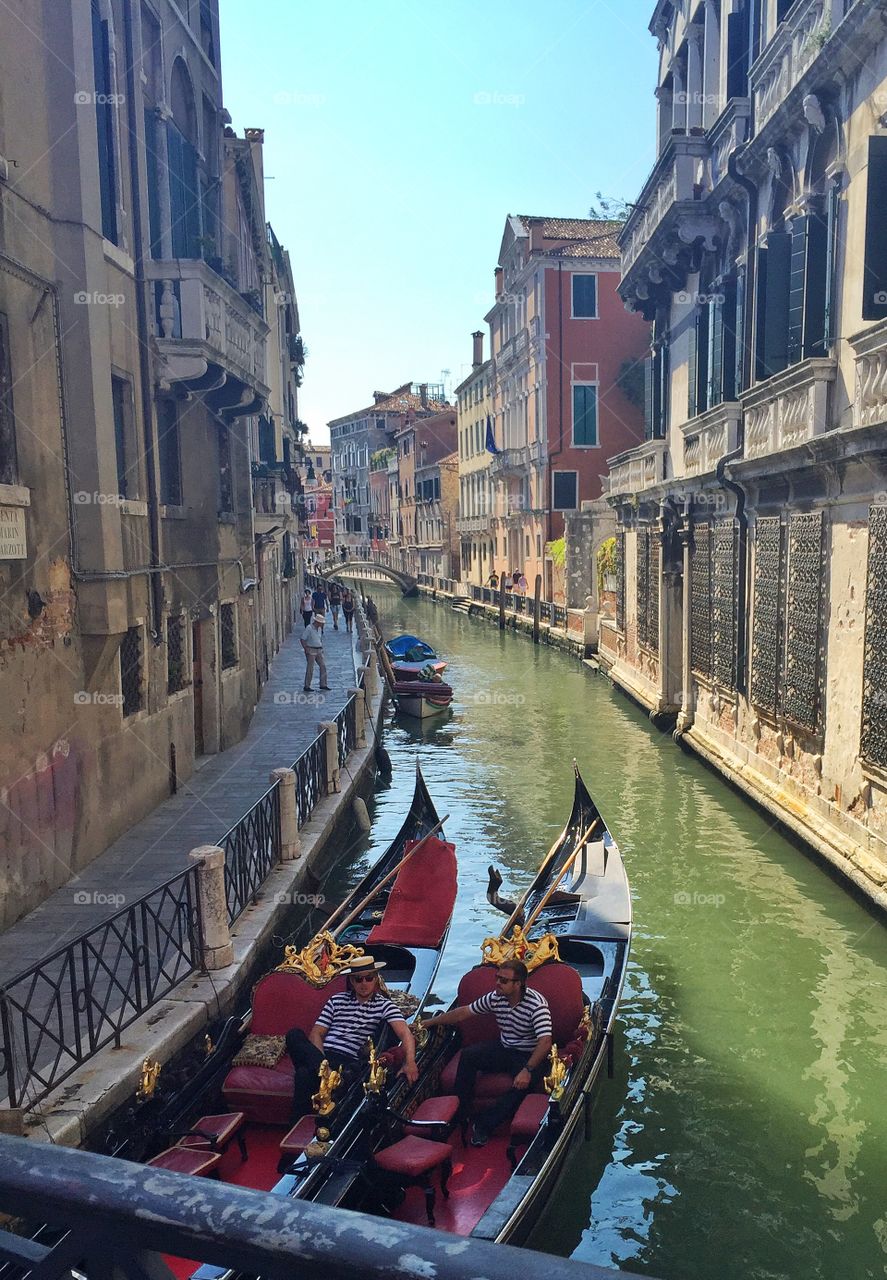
[862,136,887,320]
[823,182,840,348]
[708,294,724,410]
[787,216,809,365]
[721,277,738,402]
[657,341,670,438]
[144,108,163,259]
[734,267,746,395]
[644,354,654,441]
[696,303,710,415]
[803,207,829,357]
[91,0,117,244]
[167,124,201,259]
[688,310,698,420]
[760,232,791,379]
[726,7,750,100]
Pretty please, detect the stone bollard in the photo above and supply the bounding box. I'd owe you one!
[348,687,366,746]
[270,767,300,860]
[318,720,340,793]
[189,845,234,970]
[363,650,379,699]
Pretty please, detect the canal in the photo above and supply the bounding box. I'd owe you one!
[321,584,887,1280]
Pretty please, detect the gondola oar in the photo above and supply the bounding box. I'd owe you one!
[498,816,600,939]
[331,816,448,939]
[521,822,601,933]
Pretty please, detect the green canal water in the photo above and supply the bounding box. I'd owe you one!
[322,585,887,1280]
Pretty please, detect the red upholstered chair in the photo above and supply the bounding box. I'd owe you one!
[373,1135,453,1226]
[175,1112,247,1162]
[147,1147,222,1177]
[404,1095,459,1138]
[506,1093,550,1169]
[222,972,348,1124]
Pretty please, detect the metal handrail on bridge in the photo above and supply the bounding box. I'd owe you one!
[0,1134,657,1280]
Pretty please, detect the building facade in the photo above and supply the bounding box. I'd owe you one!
[603,0,887,898]
[414,449,460,581]
[0,0,302,926]
[302,443,333,560]
[484,215,649,598]
[456,332,495,586]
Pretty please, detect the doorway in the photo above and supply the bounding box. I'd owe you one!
[192,621,204,756]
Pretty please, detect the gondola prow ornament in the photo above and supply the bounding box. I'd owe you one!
[312,1059,343,1115]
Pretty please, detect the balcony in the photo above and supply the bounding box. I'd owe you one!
[706,99,751,194]
[489,440,543,476]
[146,260,270,417]
[741,358,836,461]
[618,134,714,305]
[851,318,887,430]
[252,469,293,533]
[681,401,741,477]
[605,439,668,499]
[496,328,529,369]
[456,514,491,534]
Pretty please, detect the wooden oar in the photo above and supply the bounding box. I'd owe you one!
[499,815,600,939]
[331,816,448,939]
[521,818,601,934]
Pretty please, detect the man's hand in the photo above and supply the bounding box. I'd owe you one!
[399,1060,419,1085]
[513,1067,531,1090]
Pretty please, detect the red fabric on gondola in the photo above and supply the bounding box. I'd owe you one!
[527,962,584,1044]
[374,1135,454,1177]
[510,1093,550,1140]
[367,837,457,948]
[439,1052,514,1099]
[392,681,454,698]
[147,1147,222,1176]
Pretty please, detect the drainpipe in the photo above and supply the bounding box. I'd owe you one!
[547,261,566,547]
[122,0,163,641]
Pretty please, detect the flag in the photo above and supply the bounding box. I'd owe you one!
[485,415,500,455]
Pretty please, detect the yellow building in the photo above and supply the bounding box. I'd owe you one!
[456,332,494,585]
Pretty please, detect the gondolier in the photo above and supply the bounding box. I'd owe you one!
[301,612,331,692]
[423,958,552,1146]
[285,955,418,1118]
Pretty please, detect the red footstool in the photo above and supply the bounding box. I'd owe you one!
[147,1147,222,1177]
[176,1112,247,1162]
[507,1092,550,1168]
[374,1135,453,1226]
[404,1095,459,1138]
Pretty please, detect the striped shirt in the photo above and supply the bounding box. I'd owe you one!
[468,988,552,1051]
[316,991,403,1059]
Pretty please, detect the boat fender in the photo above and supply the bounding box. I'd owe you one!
[375,743,392,775]
[353,796,371,832]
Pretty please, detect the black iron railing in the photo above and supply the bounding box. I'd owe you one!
[336,694,357,767]
[0,1135,656,1280]
[551,603,567,629]
[0,867,201,1110]
[222,783,282,924]
[293,729,327,827]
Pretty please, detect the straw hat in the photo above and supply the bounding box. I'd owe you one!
[342,954,386,973]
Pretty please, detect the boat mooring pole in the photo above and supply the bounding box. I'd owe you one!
[498,577,506,630]
[533,574,542,644]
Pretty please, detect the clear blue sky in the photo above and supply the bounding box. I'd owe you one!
[219,0,658,441]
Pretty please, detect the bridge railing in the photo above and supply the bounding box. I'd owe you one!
[0,1134,656,1280]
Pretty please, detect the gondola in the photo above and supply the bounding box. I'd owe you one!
[101,766,456,1268]
[287,762,630,1247]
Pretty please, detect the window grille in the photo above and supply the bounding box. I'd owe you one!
[167,615,187,693]
[220,603,237,668]
[120,627,142,716]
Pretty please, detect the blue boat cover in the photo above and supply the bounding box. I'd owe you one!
[385,634,438,660]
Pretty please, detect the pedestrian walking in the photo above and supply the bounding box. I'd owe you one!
[329,582,342,630]
[517,573,528,597]
[300,588,314,629]
[311,583,328,628]
[342,588,355,633]
[487,571,499,590]
[301,613,330,692]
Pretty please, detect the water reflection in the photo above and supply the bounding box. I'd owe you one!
[336,586,887,1279]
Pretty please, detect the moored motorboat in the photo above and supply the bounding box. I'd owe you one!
[392,678,454,720]
[385,634,448,679]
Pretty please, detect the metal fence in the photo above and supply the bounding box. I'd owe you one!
[464,582,568,624]
[0,867,201,1110]
[0,595,373,1111]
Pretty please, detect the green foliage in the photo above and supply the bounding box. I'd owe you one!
[546,537,566,567]
[588,192,630,222]
[596,536,617,596]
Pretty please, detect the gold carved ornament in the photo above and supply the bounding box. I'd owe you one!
[544,1045,567,1102]
[136,1059,161,1103]
[363,1040,388,1095]
[276,931,366,986]
[479,928,560,972]
[413,1018,429,1052]
[311,1059,343,1117]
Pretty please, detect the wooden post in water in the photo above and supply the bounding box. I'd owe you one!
[498,577,506,630]
[533,574,542,644]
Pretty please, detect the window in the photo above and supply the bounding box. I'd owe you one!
[755,232,791,380]
[120,627,143,716]
[258,416,276,463]
[199,0,215,64]
[111,375,134,498]
[0,312,18,485]
[219,602,238,668]
[726,4,750,100]
[572,275,597,318]
[91,0,118,244]
[158,400,182,506]
[552,471,578,510]
[167,614,188,693]
[862,137,887,320]
[572,383,598,446]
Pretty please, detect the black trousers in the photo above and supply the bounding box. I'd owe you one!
[454,1040,545,1136]
[301,610,313,628]
[285,1028,358,1119]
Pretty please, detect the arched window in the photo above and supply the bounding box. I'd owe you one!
[91,0,118,243]
[168,59,201,258]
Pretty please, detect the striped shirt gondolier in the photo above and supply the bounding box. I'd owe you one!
[468,988,552,1051]
[316,991,403,1059]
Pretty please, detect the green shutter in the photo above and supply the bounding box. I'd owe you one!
[688,310,698,419]
[91,1,117,244]
[787,216,809,365]
[760,232,791,379]
[708,294,724,410]
[863,136,887,321]
[823,182,840,348]
[721,277,738,402]
[696,303,710,415]
[644,354,654,441]
[803,208,829,358]
[734,267,745,395]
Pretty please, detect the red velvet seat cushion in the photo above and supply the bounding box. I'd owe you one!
[526,963,585,1045]
[439,1050,513,1099]
[510,1093,550,1141]
[405,1095,459,1135]
[222,1058,294,1125]
[374,1136,453,1177]
[148,1147,222,1176]
[177,1112,244,1149]
[279,1115,318,1154]
[367,836,457,949]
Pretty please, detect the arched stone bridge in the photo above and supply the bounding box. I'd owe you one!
[335,561,418,596]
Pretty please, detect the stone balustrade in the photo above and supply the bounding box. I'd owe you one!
[707,98,751,193]
[681,401,741,476]
[606,439,668,498]
[750,0,845,131]
[741,358,836,461]
[618,135,711,287]
[851,318,887,430]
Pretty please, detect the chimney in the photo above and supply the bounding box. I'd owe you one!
[472,331,484,368]
[419,383,428,409]
[528,217,545,253]
[373,391,386,404]
[494,267,504,299]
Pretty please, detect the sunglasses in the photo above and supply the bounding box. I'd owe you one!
[351,973,377,983]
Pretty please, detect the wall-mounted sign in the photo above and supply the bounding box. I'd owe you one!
[0,506,27,559]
